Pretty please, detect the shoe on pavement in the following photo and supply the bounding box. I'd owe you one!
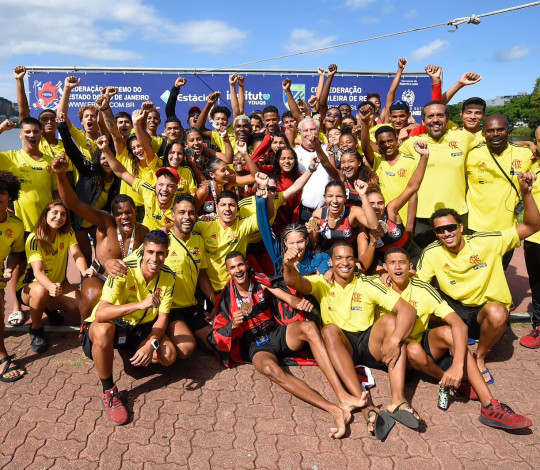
[101,385,129,425]
[519,326,540,349]
[479,399,532,430]
[29,326,49,353]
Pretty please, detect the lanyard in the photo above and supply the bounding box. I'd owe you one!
[117,226,136,258]
[489,147,520,199]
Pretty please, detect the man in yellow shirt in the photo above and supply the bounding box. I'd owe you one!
[400,101,481,247]
[284,242,419,439]
[416,174,540,383]
[466,114,533,269]
[80,231,177,426]
[383,247,531,430]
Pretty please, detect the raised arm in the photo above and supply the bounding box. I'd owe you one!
[387,140,430,220]
[282,79,304,124]
[516,172,540,240]
[56,114,91,176]
[194,91,220,136]
[166,77,186,119]
[424,65,443,101]
[133,108,157,165]
[57,76,81,129]
[0,119,17,136]
[237,75,246,116]
[381,58,407,123]
[96,87,125,154]
[229,74,240,118]
[315,67,325,102]
[358,104,376,164]
[318,64,338,119]
[350,180,379,230]
[442,72,482,104]
[282,247,313,295]
[311,136,341,180]
[282,155,318,201]
[14,66,30,120]
[97,135,135,187]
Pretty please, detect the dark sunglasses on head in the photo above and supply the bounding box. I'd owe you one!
[326,112,340,117]
[391,100,407,107]
[267,186,278,192]
[147,230,168,239]
[434,223,458,234]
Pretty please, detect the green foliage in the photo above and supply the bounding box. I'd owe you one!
[510,126,534,140]
[448,104,463,126]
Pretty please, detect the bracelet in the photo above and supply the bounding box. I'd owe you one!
[308,166,317,173]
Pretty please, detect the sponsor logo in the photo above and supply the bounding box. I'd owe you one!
[450,152,463,157]
[283,84,305,110]
[473,263,487,270]
[443,263,451,269]
[191,247,200,256]
[401,89,415,108]
[343,227,352,238]
[32,80,63,110]
[257,291,265,302]
[210,233,217,239]
[129,285,137,291]
[170,251,177,257]
[385,171,396,177]
[479,161,487,167]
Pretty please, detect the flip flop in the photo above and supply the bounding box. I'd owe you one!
[390,402,420,430]
[0,355,24,383]
[372,410,396,440]
[481,368,494,385]
[7,311,25,327]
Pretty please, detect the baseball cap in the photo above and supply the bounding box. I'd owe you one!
[155,167,180,182]
[188,106,202,116]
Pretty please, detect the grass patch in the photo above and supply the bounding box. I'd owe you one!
[51,353,86,366]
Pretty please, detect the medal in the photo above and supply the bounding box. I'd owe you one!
[308,217,319,232]
[240,301,252,315]
[379,220,389,234]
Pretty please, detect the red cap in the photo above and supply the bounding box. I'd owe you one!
[188,106,202,116]
[155,167,179,182]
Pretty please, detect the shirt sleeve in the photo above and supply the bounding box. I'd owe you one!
[365,278,401,313]
[67,229,78,249]
[416,251,435,283]
[157,276,175,314]
[500,227,521,255]
[239,213,259,236]
[25,233,43,264]
[12,224,25,252]
[305,274,324,302]
[101,275,125,304]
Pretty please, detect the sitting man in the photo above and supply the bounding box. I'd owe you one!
[80,231,177,425]
[383,247,531,430]
[284,242,419,440]
[211,251,368,439]
[416,173,540,384]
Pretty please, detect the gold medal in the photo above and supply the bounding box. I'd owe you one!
[379,221,389,234]
[240,301,252,315]
[309,218,319,232]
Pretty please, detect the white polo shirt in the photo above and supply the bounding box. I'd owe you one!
[295,144,331,209]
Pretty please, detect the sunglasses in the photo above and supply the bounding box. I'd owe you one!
[267,186,278,192]
[326,112,340,118]
[434,224,458,234]
[147,230,169,239]
[391,100,408,107]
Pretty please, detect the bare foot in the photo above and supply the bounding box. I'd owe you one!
[329,408,352,439]
[362,406,379,435]
[338,390,369,413]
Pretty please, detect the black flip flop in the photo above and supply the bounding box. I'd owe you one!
[390,402,419,429]
[0,355,24,383]
[372,410,396,440]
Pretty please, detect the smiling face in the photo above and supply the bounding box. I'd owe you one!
[232,153,246,173]
[210,160,231,184]
[338,134,356,153]
[263,112,280,134]
[367,192,386,219]
[283,116,297,131]
[251,118,263,133]
[213,112,229,129]
[173,199,196,235]
[300,120,318,147]
[424,104,448,140]
[142,242,168,276]
[20,123,42,149]
[368,96,381,113]
[340,152,359,180]
[327,128,342,146]
[375,131,398,158]
[226,255,249,288]
[233,118,251,142]
[217,197,237,224]
[155,174,178,207]
[389,109,409,131]
[278,149,296,173]
[167,143,184,169]
[128,138,145,160]
[165,122,182,142]
[271,136,287,154]
[324,185,346,216]
[338,104,352,119]
[117,117,133,139]
[185,131,204,156]
[330,245,356,282]
[284,230,307,260]
[147,110,161,132]
[461,104,485,133]
[483,116,509,154]
[113,201,136,236]
[46,204,67,231]
[432,214,464,252]
[384,252,412,287]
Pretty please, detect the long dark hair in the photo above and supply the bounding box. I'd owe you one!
[273,147,299,182]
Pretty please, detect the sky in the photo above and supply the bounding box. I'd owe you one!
[0,0,539,103]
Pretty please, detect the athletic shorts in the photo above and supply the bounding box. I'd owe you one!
[420,330,453,371]
[80,321,154,360]
[342,326,385,369]
[243,325,294,361]
[438,291,483,340]
[169,304,209,332]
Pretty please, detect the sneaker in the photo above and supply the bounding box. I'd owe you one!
[454,380,479,401]
[519,326,540,349]
[479,399,532,430]
[101,386,129,425]
[29,326,49,353]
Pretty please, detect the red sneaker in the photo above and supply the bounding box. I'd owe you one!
[101,386,129,425]
[519,326,540,349]
[455,380,479,401]
[479,399,532,430]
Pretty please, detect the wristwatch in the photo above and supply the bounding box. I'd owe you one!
[151,339,160,351]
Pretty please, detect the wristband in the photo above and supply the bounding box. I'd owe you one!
[308,166,317,173]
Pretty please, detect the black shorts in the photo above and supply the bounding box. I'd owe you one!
[420,330,453,371]
[169,304,209,332]
[243,325,294,361]
[342,326,386,370]
[80,321,154,360]
[438,291,483,339]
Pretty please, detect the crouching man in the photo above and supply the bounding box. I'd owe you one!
[80,230,177,425]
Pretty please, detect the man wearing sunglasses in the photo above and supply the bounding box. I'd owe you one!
[416,172,540,384]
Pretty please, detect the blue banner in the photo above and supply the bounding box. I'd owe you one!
[28,71,431,133]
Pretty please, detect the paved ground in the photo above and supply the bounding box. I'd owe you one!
[1,247,538,469]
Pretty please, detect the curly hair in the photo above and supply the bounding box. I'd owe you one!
[0,171,21,202]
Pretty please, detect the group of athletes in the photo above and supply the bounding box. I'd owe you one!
[0,59,539,439]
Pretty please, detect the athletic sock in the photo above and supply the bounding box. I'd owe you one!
[101,376,115,392]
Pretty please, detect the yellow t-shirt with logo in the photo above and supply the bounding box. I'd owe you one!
[416,227,520,308]
[39,138,75,175]
[132,178,174,231]
[0,212,25,289]
[117,149,161,207]
[527,161,540,244]
[373,153,418,225]
[147,166,197,195]
[466,143,533,232]
[307,273,400,332]
[0,150,57,231]
[377,278,454,343]
[151,135,165,155]
[238,193,285,244]
[69,126,97,162]
[193,215,259,291]
[399,129,481,218]
[25,229,78,284]
[86,257,175,325]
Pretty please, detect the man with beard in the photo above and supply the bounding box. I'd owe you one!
[52,156,148,323]
[466,114,533,269]
[416,174,540,384]
[399,101,482,247]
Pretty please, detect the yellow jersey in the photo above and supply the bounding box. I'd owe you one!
[69,126,97,162]
[238,192,285,244]
[0,212,25,289]
[86,257,175,325]
[373,153,418,225]
[151,135,165,155]
[0,149,57,231]
[117,149,160,207]
[307,273,401,332]
[25,229,78,284]
[378,278,454,343]
[416,227,520,308]
[132,178,174,231]
[193,215,259,291]
[466,143,533,232]
[399,129,480,218]
[527,161,540,244]
[147,166,197,195]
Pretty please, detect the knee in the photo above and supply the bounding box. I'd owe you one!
[82,282,102,305]
[407,343,428,367]
[160,343,178,366]
[377,314,396,332]
[301,321,320,341]
[321,324,341,344]
[484,304,509,328]
[175,340,196,360]
[91,323,115,349]
[259,361,284,383]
